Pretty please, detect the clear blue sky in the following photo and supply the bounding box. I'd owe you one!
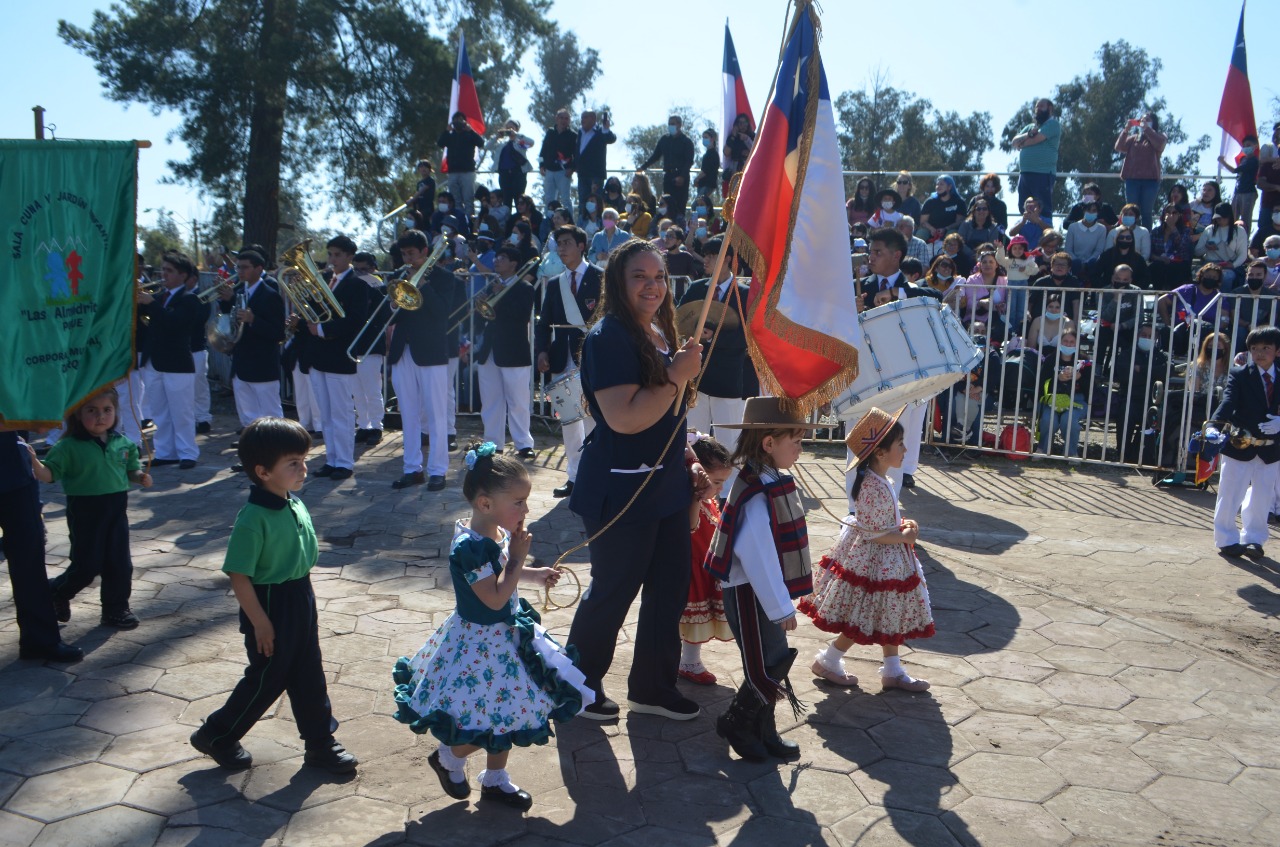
[6,0,1276,241]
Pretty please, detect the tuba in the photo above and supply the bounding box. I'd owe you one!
[207,290,247,353]
[277,239,346,324]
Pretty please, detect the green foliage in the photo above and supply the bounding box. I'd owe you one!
[624,106,710,169]
[835,73,992,198]
[138,210,187,267]
[526,31,602,129]
[999,41,1211,211]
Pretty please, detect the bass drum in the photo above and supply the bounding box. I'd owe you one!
[546,370,586,425]
[832,297,983,420]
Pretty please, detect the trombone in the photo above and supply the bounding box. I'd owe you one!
[346,236,448,363]
[277,239,346,325]
[446,255,540,334]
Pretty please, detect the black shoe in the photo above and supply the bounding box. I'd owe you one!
[314,464,336,478]
[18,641,83,663]
[448,437,458,451]
[428,750,471,799]
[52,592,70,623]
[304,740,359,774]
[580,696,620,722]
[517,448,536,460]
[354,429,369,444]
[1270,513,1280,527]
[140,418,154,429]
[392,472,425,490]
[101,609,140,630]
[553,480,574,498]
[715,691,768,761]
[230,464,244,473]
[150,458,180,467]
[1220,543,1247,558]
[426,475,447,492]
[481,783,533,810]
[1243,543,1265,561]
[178,459,198,470]
[364,430,383,446]
[190,727,252,771]
[626,697,701,721]
[420,433,430,447]
[308,430,322,439]
[329,467,353,481]
[231,441,240,449]
[902,473,916,489]
[195,422,212,435]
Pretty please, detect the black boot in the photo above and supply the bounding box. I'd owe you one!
[761,649,802,760]
[715,686,768,761]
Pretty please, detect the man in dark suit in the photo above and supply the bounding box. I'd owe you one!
[639,115,696,222]
[575,110,616,218]
[536,225,601,497]
[139,251,207,468]
[539,108,577,213]
[475,245,537,458]
[677,236,749,450]
[1208,325,1280,558]
[387,229,465,491]
[219,249,285,429]
[304,235,370,480]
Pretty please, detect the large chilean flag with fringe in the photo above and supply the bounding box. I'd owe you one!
[728,1,860,411]
[442,32,485,174]
[722,23,755,148]
[1216,3,1256,161]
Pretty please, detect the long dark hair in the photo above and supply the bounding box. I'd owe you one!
[850,421,904,501]
[850,178,877,213]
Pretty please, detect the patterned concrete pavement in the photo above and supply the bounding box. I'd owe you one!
[1,412,1278,847]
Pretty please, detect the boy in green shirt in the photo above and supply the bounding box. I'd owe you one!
[190,417,357,774]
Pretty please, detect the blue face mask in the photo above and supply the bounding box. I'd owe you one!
[1121,215,1136,227]
[1059,344,1077,356]
[1268,248,1280,261]
[696,206,708,216]
[702,137,712,148]
[667,125,678,136]
[585,201,597,213]
[1044,310,1063,321]
[1084,212,1099,224]
[696,226,707,239]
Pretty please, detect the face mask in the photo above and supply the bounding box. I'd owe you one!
[1084,212,1099,224]
[603,219,616,230]
[1272,213,1280,225]
[1121,215,1136,227]
[1084,195,1099,204]
[438,203,450,213]
[584,201,597,214]
[657,206,668,215]
[1201,277,1221,289]
[1059,345,1077,356]
[696,206,708,216]
[696,227,707,239]
[936,272,953,282]
[509,234,520,244]
[882,201,895,210]
[1137,337,1154,352]
[628,204,636,213]
[1045,310,1063,321]
[1244,145,1257,155]
[667,125,678,136]
[1248,277,1266,290]
[702,137,712,148]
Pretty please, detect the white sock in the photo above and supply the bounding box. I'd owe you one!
[680,641,703,668]
[881,655,904,678]
[479,768,520,793]
[437,744,468,784]
[820,643,846,668]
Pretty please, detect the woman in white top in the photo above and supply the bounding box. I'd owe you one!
[1194,202,1249,285]
[1025,293,1075,353]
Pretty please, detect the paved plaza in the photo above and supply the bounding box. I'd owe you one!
[1,408,1278,847]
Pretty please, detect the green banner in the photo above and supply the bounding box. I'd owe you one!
[0,140,137,426]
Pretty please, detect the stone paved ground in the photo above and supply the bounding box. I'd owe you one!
[1,409,1278,847]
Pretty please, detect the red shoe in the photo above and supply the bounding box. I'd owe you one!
[678,665,717,685]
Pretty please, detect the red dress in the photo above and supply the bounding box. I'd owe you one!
[680,500,733,644]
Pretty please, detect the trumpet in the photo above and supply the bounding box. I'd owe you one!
[446,256,540,333]
[277,239,347,325]
[197,274,238,303]
[346,238,448,363]
[137,279,165,296]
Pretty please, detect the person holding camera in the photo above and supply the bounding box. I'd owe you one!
[575,110,615,218]
[494,119,535,212]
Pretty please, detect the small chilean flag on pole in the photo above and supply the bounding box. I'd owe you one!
[1216,2,1256,164]
[442,31,485,174]
[727,0,860,411]
[722,22,755,148]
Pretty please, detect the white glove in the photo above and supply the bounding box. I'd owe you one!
[1259,415,1280,436]
[1204,426,1224,443]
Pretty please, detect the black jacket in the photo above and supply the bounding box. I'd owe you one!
[475,278,536,368]
[1211,363,1280,463]
[387,266,465,368]
[640,133,696,174]
[536,264,601,374]
[575,127,616,178]
[223,277,285,383]
[308,269,372,376]
[140,287,206,373]
[678,278,750,398]
[436,127,484,173]
[539,128,577,171]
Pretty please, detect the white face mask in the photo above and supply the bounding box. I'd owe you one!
[1137,337,1155,352]
[1059,345,1077,356]
[438,203,450,213]
[508,234,520,244]
[658,206,668,215]
[882,201,895,210]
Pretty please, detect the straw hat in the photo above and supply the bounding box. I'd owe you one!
[715,397,822,430]
[844,405,907,472]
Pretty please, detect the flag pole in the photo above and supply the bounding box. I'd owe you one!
[1218,128,1227,181]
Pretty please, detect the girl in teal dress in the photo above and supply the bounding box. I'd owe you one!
[392,442,593,810]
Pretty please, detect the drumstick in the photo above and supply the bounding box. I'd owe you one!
[674,219,738,414]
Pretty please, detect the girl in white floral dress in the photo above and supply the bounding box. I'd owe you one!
[798,407,935,693]
[392,442,594,810]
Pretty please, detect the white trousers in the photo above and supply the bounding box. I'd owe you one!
[291,366,322,431]
[478,361,533,450]
[356,354,385,430]
[552,369,592,481]
[684,392,747,452]
[887,401,929,490]
[1218,455,1279,547]
[392,361,449,476]
[232,377,283,428]
[310,370,359,470]
[193,350,212,425]
[115,372,144,447]
[447,357,459,436]
[142,365,198,461]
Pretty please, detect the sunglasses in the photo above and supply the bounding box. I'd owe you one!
[896,179,910,184]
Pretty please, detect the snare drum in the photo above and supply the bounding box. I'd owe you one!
[546,370,586,425]
[832,297,982,420]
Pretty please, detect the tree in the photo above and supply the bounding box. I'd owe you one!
[835,72,992,198]
[526,31,602,130]
[624,106,709,168]
[999,41,1211,212]
[60,0,552,259]
[139,210,187,267]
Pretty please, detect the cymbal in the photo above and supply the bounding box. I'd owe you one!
[676,298,740,341]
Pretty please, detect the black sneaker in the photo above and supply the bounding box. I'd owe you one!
[579,696,620,722]
[190,727,252,771]
[304,740,359,774]
[101,609,140,630]
[626,697,701,721]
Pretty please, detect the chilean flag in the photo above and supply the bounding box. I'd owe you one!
[722,23,755,148]
[442,32,485,174]
[1216,3,1256,162]
[728,1,860,411]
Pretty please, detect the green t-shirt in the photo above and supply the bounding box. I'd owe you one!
[42,433,140,496]
[223,486,318,585]
[1018,117,1061,175]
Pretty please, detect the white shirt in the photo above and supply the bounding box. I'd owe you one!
[718,468,798,623]
[578,128,596,154]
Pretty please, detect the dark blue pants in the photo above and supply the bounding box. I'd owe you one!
[1018,171,1056,219]
[202,576,336,746]
[568,509,691,706]
[0,481,61,650]
[50,492,133,614]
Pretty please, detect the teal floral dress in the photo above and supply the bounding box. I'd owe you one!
[392,521,594,752]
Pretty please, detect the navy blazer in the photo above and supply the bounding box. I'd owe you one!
[224,276,285,383]
[387,266,465,368]
[139,287,206,374]
[535,264,601,374]
[475,278,536,368]
[678,277,750,399]
[1211,363,1280,463]
[575,127,617,179]
[308,269,372,376]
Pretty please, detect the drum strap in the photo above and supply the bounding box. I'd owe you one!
[559,269,586,330]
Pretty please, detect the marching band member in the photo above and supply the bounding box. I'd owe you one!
[219,250,286,433]
[475,246,537,458]
[536,225,602,497]
[184,273,213,435]
[352,251,386,445]
[388,230,466,491]
[138,252,206,469]
[306,235,371,481]
[286,309,322,435]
